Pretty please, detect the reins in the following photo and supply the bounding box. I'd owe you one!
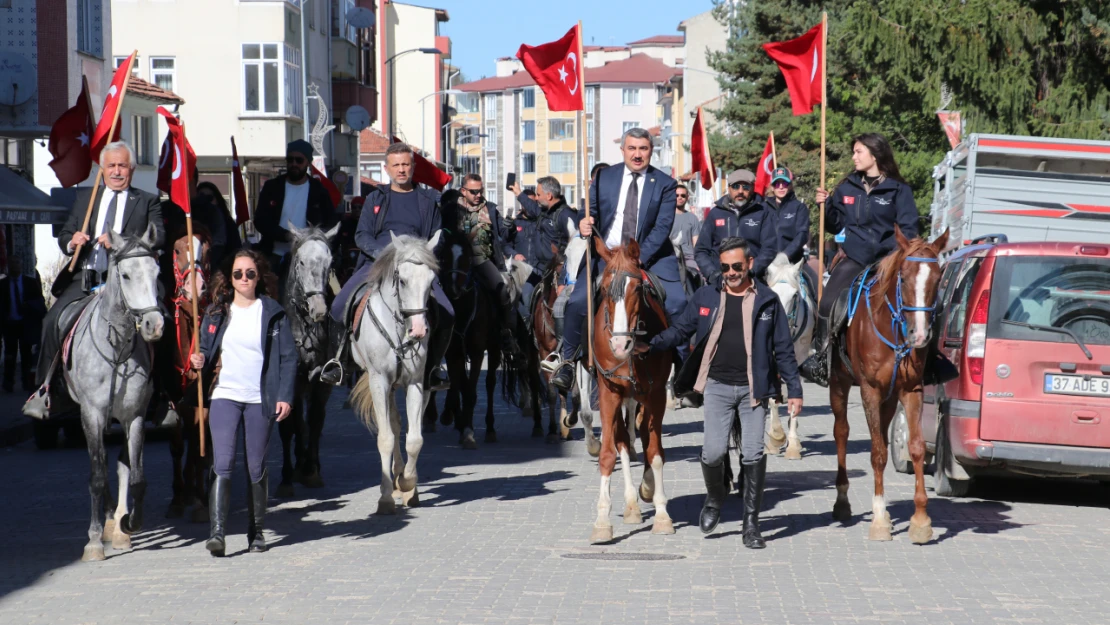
[367,259,429,371]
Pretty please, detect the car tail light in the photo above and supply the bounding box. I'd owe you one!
[967,289,990,386]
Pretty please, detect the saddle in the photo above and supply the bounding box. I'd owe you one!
[57,296,96,369]
[345,279,373,339]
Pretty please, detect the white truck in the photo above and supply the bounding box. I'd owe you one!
[930,133,1110,250]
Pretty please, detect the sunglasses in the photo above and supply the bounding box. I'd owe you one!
[232,269,258,281]
[462,187,483,195]
[675,193,688,199]
[772,181,791,188]
[729,182,752,191]
[720,262,747,274]
[286,156,307,164]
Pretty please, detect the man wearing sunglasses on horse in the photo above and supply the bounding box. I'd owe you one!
[642,237,803,547]
[695,169,778,288]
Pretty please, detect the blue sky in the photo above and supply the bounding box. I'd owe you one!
[398,0,718,81]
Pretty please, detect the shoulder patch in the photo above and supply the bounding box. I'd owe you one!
[699,307,711,317]
[373,205,381,214]
[843,196,855,205]
[516,226,523,231]
[715,219,726,227]
[207,323,216,333]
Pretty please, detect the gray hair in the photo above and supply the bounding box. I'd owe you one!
[536,176,561,198]
[621,127,653,147]
[385,142,415,160]
[100,141,137,168]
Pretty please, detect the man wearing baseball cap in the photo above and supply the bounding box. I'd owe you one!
[695,168,778,286]
[765,166,817,289]
[253,139,339,267]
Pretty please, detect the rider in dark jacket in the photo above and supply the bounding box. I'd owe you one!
[695,169,778,285]
[763,166,817,291]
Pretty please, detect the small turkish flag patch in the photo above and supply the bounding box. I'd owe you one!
[715,219,725,226]
[373,205,381,214]
[517,226,523,231]
[207,324,216,333]
[699,307,711,316]
[844,196,855,205]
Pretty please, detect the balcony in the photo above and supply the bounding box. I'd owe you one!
[333,80,378,125]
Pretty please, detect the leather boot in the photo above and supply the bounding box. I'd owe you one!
[799,315,830,388]
[206,472,230,557]
[741,457,767,549]
[923,351,960,386]
[246,470,269,553]
[699,460,728,534]
[423,320,452,392]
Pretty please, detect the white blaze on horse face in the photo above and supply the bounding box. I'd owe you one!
[398,262,434,340]
[911,263,930,347]
[609,276,632,358]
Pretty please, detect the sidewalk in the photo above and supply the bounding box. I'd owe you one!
[0,390,32,447]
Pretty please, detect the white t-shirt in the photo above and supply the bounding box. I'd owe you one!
[211,298,265,404]
[272,180,311,256]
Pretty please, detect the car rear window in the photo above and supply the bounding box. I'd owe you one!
[943,258,982,340]
[989,256,1110,346]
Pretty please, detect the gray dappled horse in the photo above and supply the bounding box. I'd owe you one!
[349,233,440,514]
[276,223,340,498]
[69,225,165,561]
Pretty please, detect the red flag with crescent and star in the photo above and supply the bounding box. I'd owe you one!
[47,79,95,187]
[155,107,196,213]
[90,52,135,162]
[690,107,715,190]
[762,23,824,116]
[754,133,776,196]
[515,25,585,112]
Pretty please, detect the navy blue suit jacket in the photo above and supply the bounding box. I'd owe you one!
[584,164,680,281]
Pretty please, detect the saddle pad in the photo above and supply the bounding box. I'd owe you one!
[60,296,96,369]
[350,280,373,338]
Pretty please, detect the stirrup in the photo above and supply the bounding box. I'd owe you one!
[22,386,51,420]
[319,359,345,386]
[540,353,563,374]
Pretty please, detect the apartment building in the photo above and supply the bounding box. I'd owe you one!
[674,9,727,192]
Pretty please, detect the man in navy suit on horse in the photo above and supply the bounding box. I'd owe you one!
[550,127,687,392]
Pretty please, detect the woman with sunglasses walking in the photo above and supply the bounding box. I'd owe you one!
[190,250,297,556]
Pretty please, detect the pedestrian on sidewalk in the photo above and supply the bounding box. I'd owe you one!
[1,256,46,393]
[642,237,803,547]
[191,249,296,556]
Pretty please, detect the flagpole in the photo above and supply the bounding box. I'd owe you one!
[182,122,207,457]
[576,21,594,372]
[69,50,138,272]
[817,12,828,302]
[770,130,778,170]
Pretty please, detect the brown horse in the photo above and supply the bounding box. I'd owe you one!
[830,227,949,544]
[588,239,674,543]
[160,228,212,521]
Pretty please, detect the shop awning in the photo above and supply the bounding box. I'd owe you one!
[0,166,69,225]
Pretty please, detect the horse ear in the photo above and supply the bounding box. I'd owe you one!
[108,229,127,252]
[625,239,641,262]
[793,258,805,272]
[390,231,399,246]
[894,225,910,250]
[932,228,950,254]
[426,230,442,251]
[141,222,158,248]
[324,222,341,241]
[287,221,302,239]
[594,238,614,263]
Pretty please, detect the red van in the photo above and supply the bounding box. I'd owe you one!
[890,236,1110,495]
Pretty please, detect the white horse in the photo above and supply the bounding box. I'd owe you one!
[561,226,601,457]
[349,233,440,514]
[765,252,816,460]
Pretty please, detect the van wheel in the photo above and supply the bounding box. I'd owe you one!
[934,416,971,497]
[889,406,912,474]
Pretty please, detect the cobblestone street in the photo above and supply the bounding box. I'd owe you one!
[3,379,1110,624]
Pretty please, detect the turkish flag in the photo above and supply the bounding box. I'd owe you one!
[690,107,715,190]
[515,25,585,112]
[230,137,250,225]
[754,133,776,196]
[391,137,453,191]
[155,107,196,213]
[47,80,95,187]
[91,52,136,162]
[937,111,962,148]
[309,164,343,208]
[762,23,824,116]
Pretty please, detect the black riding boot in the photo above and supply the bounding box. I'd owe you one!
[206,472,231,557]
[799,315,830,388]
[923,351,960,386]
[741,457,767,549]
[246,470,269,553]
[423,319,452,392]
[320,330,351,386]
[699,460,728,534]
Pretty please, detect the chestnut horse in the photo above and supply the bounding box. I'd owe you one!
[830,227,949,544]
[588,240,674,543]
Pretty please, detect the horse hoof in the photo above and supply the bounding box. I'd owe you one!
[300,474,325,489]
[112,532,132,550]
[485,429,499,443]
[868,522,893,542]
[101,519,115,542]
[531,425,544,438]
[784,445,803,460]
[165,503,185,519]
[402,487,419,508]
[623,504,642,525]
[82,544,106,562]
[560,424,572,439]
[562,412,579,429]
[586,438,601,458]
[589,524,614,543]
[376,500,397,515]
[908,519,934,544]
[764,443,782,457]
[651,517,676,535]
[832,500,852,522]
[190,505,210,524]
[276,483,296,498]
[545,433,561,444]
[120,513,141,535]
[461,438,477,450]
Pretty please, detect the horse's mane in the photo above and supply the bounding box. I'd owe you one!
[367,235,439,290]
[603,245,640,301]
[873,237,933,304]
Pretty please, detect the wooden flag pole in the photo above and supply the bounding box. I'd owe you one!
[817,12,828,302]
[576,21,595,371]
[770,130,778,170]
[69,51,137,272]
[179,121,207,457]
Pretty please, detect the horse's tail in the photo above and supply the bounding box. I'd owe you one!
[350,372,378,434]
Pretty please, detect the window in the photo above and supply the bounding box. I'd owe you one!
[114,55,140,76]
[550,152,574,173]
[587,120,594,145]
[622,88,640,105]
[360,162,384,183]
[566,187,576,206]
[77,0,103,57]
[522,153,535,174]
[150,57,175,93]
[485,158,498,197]
[622,121,640,134]
[521,120,535,141]
[242,43,301,116]
[487,189,498,205]
[549,119,574,140]
[586,87,595,114]
[522,88,535,109]
[484,94,497,120]
[484,126,497,150]
[332,0,357,43]
[943,259,983,340]
[456,93,479,113]
[130,115,154,166]
[991,256,1110,347]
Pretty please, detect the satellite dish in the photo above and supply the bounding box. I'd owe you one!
[346,6,375,29]
[345,105,371,132]
[0,52,36,106]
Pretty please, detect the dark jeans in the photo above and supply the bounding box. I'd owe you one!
[818,257,864,319]
[331,260,455,324]
[2,320,33,391]
[36,278,91,386]
[210,398,272,483]
[702,380,768,465]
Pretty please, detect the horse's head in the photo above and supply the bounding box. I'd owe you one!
[503,257,534,307]
[894,226,950,348]
[107,223,165,342]
[388,231,441,340]
[596,240,644,360]
[288,221,340,322]
[172,228,209,301]
[767,252,803,317]
[564,220,588,280]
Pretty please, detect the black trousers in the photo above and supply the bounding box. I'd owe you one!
[35,278,91,387]
[2,320,33,391]
[818,257,864,319]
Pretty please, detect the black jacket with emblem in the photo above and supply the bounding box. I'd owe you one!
[253,175,338,254]
[353,185,443,270]
[764,191,811,264]
[827,172,919,267]
[695,194,778,282]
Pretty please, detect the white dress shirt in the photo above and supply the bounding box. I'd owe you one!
[605,166,646,249]
[70,188,127,264]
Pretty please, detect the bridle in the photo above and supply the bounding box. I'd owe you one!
[595,268,650,391]
[111,243,162,329]
[367,258,431,370]
[774,274,811,343]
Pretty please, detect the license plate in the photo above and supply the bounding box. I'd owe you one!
[1044,374,1110,397]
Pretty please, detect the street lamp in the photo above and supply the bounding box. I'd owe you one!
[418,89,464,155]
[385,47,443,140]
